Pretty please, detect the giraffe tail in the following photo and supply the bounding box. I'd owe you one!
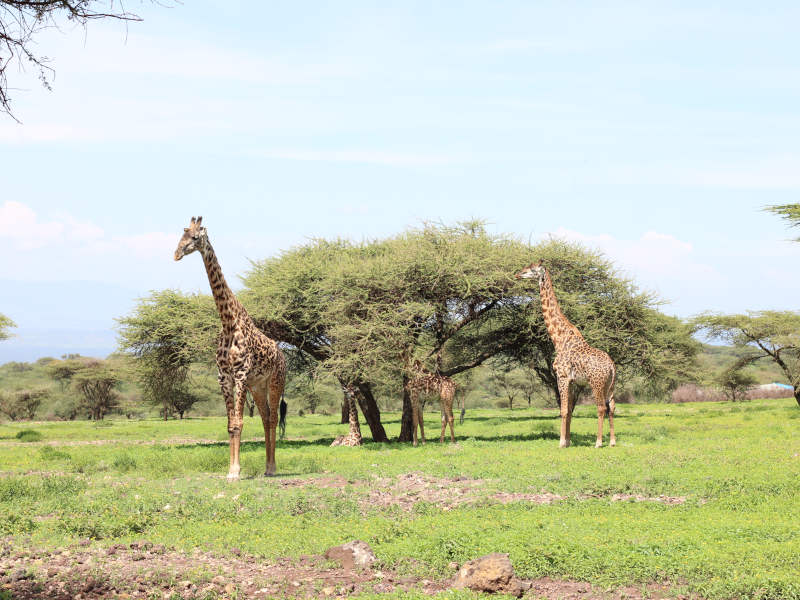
[279,394,287,440]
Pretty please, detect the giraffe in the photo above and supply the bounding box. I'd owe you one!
[174,216,287,479]
[516,260,616,448]
[331,385,362,447]
[406,361,457,447]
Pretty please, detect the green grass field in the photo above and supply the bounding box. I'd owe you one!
[1,399,799,599]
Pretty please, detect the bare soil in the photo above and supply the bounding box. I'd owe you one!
[0,540,696,599]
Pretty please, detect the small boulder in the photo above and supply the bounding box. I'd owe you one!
[452,553,530,597]
[324,540,377,570]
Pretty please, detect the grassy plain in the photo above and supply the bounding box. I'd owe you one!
[1,399,799,599]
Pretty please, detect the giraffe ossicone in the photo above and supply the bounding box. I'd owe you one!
[175,216,287,479]
[516,260,617,448]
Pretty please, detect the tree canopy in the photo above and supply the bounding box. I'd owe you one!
[766,203,800,240]
[692,311,800,407]
[0,313,14,340]
[117,290,219,419]
[243,222,699,438]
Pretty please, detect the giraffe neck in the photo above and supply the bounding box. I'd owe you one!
[199,240,238,325]
[539,268,582,349]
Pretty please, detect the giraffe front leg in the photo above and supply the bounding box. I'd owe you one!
[265,375,284,476]
[227,373,248,481]
[218,371,240,481]
[557,377,572,448]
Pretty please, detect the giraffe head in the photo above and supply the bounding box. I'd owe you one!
[515,259,545,281]
[174,216,208,261]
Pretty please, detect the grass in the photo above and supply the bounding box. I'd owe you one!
[1,399,799,599]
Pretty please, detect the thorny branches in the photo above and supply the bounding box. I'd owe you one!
[0,1,142,119]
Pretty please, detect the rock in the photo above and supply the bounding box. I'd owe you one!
[11,569,31,582]
[452,553,529,597]
[324,540,377,570]
[447,561,460,571]
[211,575,226,586]
[322,586,336,596]
[224,583,236,594]
[231,547,242,556]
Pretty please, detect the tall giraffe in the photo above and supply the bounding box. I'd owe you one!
[516,260,616,448]
[331,385,362,447]
[174,216,287,479]
[406,361,457,447]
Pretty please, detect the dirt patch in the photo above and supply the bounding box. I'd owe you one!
[0,540,699,600]
[0,539,449,599]
[578,493,688,505]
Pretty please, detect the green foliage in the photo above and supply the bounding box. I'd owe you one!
[69,358,122,420]
[0,388,48,420]
[117,290,219,419]
[244,222,699,425]
[14,429,42,442]
[0,313,15,341]
[715,362,758,402]
[766,202,800,240]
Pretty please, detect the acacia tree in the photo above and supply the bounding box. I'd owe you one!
[715,360,757,402]
[117,290,218,419]
[246,223,699,442]
[0,313,14,340]
[0,0,148,118]
[0,388,47,420]
[72,358,119,420]
[693,311,800,407]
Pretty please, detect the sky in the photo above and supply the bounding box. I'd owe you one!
[1,1,799,362]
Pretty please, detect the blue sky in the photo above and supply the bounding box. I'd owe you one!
[1,1,799,361]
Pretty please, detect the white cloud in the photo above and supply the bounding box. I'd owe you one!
[548,227,721,295]
[0,201,64,249]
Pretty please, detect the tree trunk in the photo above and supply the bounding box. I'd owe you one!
[179,410,185,419]
[398,374,414,442]
[355,382,389,442]
[795,386,800,408]
[341,398,349,424]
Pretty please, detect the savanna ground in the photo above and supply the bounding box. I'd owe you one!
[0,400,798,600]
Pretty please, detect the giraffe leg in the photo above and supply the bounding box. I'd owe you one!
[252,383,271,476]
[608,393,616,447]
[218,371,240,481]
[439,397,447,443]
[445,392,455,443]
[557,377,571,448]
[594,384,606,448]
[227,373,247,481]
[265,373,284,476]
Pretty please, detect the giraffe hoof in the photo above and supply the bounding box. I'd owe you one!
[226,473,240,482]
[559,440,569,448]
[595,441,603,448]
[610,440,616,447]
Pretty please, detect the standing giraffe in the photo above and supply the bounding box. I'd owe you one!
[406,361,457,447]
[174,216,287,479]
[331,385,362,447]
[516,260,616,448]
